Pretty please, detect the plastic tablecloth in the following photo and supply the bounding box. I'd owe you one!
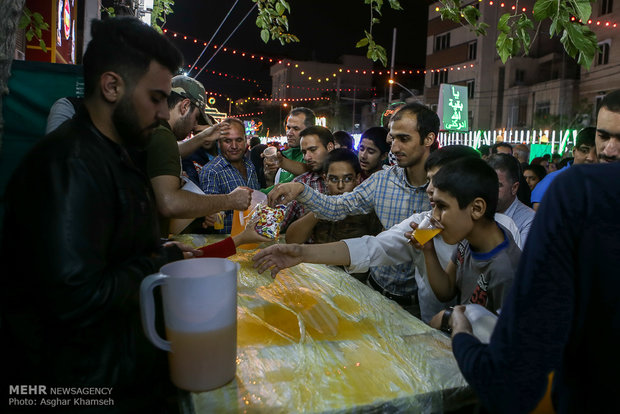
[174,235,474,413]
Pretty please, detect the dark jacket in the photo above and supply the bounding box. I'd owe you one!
[1,109,182,410]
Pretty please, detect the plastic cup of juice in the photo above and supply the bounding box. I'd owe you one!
[412,213,444,246]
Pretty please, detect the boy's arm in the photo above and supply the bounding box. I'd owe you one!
[423,247,458,302]
[285,212,319,244]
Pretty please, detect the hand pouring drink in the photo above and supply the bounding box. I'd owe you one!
[140,258,239,392]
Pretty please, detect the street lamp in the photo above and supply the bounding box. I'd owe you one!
[388,79,417,100]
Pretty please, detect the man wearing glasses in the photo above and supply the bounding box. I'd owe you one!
[530,126,596,211]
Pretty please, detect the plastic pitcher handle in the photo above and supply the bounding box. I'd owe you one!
[139,273,171,351]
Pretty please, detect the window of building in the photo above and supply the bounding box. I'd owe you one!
[432,70,448,86]
[597,42,610,65]
[435,33,450,51]
[515,69,525,84]
[468,41,477,60]
[601,0,613,15]
[466,79,475,99]
[536,101,551,116]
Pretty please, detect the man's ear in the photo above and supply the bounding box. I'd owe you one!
[511,180,519,196]
[326,142,335,152]
[179,98,192,116]
[470,197,487,221]
[424,132,436,148]
[100,72,124,103]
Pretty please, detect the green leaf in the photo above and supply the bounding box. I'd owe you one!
[33,12,44,24]
[474,22,489,36]
[356,37,369,48]
[260,29,270,43]
[388,0,403,10]
[18,13,30,29]
[279,0,291,13]
[570,0,592,22]
[532,0,556,21]
[496,32,512,63]
[275,2,285,15]
[25,30,34,42]
[497,13,511,33]
[39,39,47,52]
[462,5,480,26]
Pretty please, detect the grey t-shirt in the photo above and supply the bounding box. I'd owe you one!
[451,224,521,312]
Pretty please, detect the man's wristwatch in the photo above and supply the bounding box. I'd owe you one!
[440,307,454,334]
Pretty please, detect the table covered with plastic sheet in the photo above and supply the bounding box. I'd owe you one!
[174,234,474,413]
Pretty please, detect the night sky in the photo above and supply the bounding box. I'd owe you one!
[165,0,430,109]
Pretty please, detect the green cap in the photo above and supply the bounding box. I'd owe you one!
[171,75,211,125]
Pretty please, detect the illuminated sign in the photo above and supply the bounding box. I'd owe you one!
[315,116,326,127]
[244,119,263,135]
[438,84,468,132]
[63,0,71,40]
[208,97,216,105]
[380,101,405,127]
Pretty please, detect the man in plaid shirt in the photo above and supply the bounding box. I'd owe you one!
[282,125,335,229]
[199,118,260,233]
[265,103,438,318]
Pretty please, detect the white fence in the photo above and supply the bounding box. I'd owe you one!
[438,129,579,153]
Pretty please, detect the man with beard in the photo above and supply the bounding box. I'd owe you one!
[1,17,203,411]
[265,103,436,318]
[280,125,335,230]
[595,89,620,163]
[145,75,251,237]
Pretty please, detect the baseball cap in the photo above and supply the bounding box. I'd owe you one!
[171,75,211,125]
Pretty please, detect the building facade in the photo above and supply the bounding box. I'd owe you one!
[425,0,620,131]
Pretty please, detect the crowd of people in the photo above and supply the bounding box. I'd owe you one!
[2,16,619,414]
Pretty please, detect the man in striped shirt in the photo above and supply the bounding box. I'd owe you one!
[267,102,438,318]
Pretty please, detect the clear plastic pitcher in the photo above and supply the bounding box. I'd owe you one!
[140,258,239,392]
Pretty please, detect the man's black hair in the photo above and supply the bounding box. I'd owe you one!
[323,148,361,175]
[333,131,354,150]
[249,136,261,147]
[361,126,389,154]
[487,153,520,184]
[575,126,596,148]
[478,144,490,157]
[598,89,620,114]
[424,145,480,172]
[523,164,547,181]
[431,157,498,221]
[289,107,316,128]
[83,17,182,98]
[491,142,513,155]
[390,102,440,151]
[299,125,334,148]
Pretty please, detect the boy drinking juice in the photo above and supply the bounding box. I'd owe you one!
[408,157,521,332]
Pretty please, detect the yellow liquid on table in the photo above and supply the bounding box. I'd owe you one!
[413,228,442,246]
